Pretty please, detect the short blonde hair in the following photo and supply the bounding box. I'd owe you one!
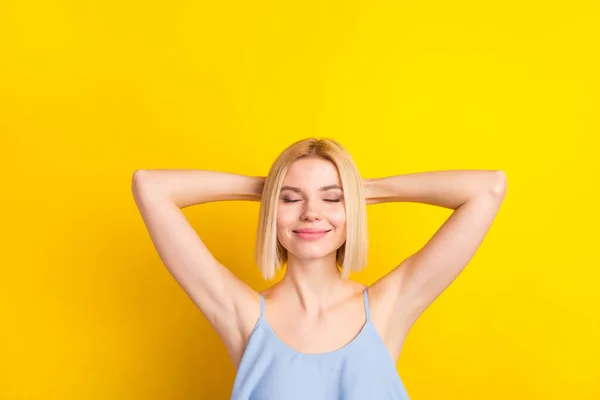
[255,138,368,281]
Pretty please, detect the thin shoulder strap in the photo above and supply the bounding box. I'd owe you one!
[363,287,371,321]
[258,292,265,318]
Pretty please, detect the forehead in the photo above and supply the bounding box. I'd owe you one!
[283,157,341,186]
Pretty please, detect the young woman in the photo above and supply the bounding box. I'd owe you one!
[131,138,507,399]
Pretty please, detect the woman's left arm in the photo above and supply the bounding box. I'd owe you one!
[366,169,507,331]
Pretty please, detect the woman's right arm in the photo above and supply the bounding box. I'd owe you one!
[131,169,264,356]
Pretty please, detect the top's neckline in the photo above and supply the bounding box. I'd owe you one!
[257,287,370,357]
[260,316,370,357]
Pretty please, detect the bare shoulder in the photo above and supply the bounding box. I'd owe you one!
[366,280,410,362]
[219,281,262,370]
[366,280,398,327]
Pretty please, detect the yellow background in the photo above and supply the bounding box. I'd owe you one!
[1,1,598,399]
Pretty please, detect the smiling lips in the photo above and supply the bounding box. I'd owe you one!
[292,228,332,240]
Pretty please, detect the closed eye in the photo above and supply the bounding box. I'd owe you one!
[282,198,341,203]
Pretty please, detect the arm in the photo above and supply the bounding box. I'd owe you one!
[367,170,507,333]
[131,169,265,346]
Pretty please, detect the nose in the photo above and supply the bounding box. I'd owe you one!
[300,198,322,221]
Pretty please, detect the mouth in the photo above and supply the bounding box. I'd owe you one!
[292,229,332,240]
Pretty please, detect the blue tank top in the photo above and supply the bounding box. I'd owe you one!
[230,287,410,399]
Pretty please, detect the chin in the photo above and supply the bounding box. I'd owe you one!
[287,246,340,261]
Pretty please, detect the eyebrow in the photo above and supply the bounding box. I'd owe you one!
[280,185,343,193]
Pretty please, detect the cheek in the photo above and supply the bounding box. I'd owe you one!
[328,208,347,228]
[276,208,296,230]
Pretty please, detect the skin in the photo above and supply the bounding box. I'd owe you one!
[258,157,370,355]
[132,160,506,371]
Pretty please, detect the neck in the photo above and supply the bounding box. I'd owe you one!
[279,252,346,316]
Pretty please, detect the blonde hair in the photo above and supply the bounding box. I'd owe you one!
[254,138,368,281]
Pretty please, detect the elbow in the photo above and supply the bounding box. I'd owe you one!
[131,169,145,188]
[131,169,153,196]
[132,169,149,180]
[489,170,507,197]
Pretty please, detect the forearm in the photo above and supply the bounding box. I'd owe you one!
[132,169,265,208]
[364,170,505,210]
